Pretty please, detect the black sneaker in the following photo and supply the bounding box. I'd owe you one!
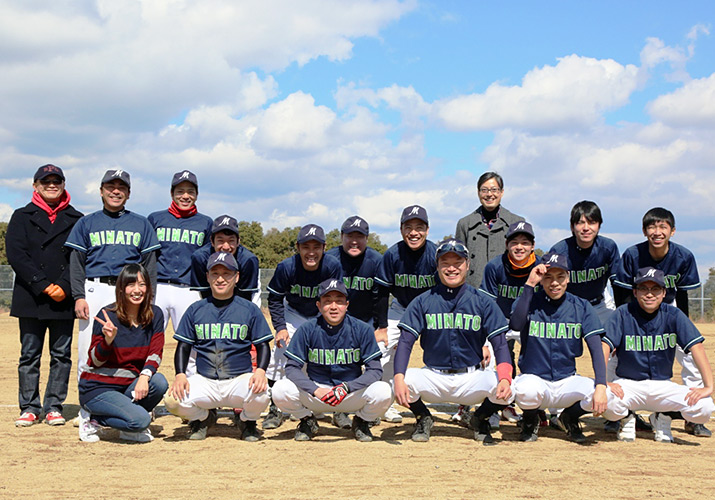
[471,413,496,446]
[411,414,434,442]
[295,415,318,441]
[237,419,261,442]
[519,410,539,442]
[559,412,586,444]
[332,412,352,429]
[188,409,217,440]
[262,403,283,430]
[351,415,374,442]
[604,419,621,433]
[635,413,653,432]
[685,421,712,437]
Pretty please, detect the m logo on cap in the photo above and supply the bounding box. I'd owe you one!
[409,206,420,216]
[112,169,124,178]
[306,226,317,236]
[215,253,227,262]
[644,268,656,278]
[515,222,525,231]
[351,219,362,227]
[180,171,190,179]
[328,280,338,289]
[220,217,231,226]
[548,255,559,264]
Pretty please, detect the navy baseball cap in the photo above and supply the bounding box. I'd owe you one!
[171,170,198,190]
[34,164,65,182]
[540,252,570,271]
[634,267,665,288]
[207,251,239,272]
[101,169,131,188]
[506,221,535,242]
[297,224,326,244]
[318,278,348,298]
[341,216,369,235]
[211,215,239,236]
[436,238,469,260]
[400,205,429,226]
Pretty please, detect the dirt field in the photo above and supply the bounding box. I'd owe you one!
[1,313,714,500]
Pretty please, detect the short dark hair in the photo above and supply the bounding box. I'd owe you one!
[111,264,154,327]
[477,172,504,190]
[211,229,239,245]
[570,201,603,228]
[642,207,675,230]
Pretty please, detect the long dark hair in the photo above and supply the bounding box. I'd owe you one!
[111,264,154,326]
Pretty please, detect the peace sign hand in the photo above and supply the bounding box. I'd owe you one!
[94,309,118,345]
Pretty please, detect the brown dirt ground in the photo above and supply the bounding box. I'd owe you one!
[1,312,714,500]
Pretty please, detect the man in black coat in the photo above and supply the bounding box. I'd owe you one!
[6,165,83,427]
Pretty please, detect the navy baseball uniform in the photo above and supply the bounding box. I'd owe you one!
[169,296,273,423]
[326,245,382,325]
[479,253,542,320]
[273,315,391,423]
[65,209,161,379]
[603,302,715,438]
[191,244,261,304]
[266,253,342,380]
[149,208,212,329]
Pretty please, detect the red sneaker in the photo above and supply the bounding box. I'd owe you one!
[45,411,66,426]
[15,412,39,427]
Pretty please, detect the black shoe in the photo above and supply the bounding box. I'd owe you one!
[262,403,283,430]
[332,412,352,429]
[411,414,434,442]
[520,410,539,442]
[237,419,261,442]
[188,409,217,440]
[295,415,318,441]
[351,415,374,442]
[604,419,621,433]
[559,412,586,444]
[471,414,497,446]
[635,413,652,431]
[685,421,712,437]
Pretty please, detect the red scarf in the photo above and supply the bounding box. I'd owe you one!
[168,200,198,218]
[32,190,71,224]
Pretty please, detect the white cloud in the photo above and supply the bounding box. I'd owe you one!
[647,73,715,128]
[433,55,640,131]
[0,203,14,222]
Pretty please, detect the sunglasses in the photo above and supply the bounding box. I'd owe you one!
[436,240,468,257]
[39,178,64,186]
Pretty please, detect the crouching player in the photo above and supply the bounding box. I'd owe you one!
[165,252,273,441]
[393,239,513,445]
[272,279,391,442]
[511,253,615,443]
[604,267,714,443]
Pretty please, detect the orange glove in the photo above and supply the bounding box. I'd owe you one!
[43,284,66,302]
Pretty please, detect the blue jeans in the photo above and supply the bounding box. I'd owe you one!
[18,318,74,415]
[82,374,168,432]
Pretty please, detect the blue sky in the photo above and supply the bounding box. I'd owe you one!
[1,0,714,281]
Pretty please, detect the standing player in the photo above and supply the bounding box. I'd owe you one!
[165,252,273,441]
[325,215,383,429]
[375,205,438,423]
[148,171,212,332]
[510,253,612,443]
[393,239,513,444]
[7,165,83,426]
[191,215,261,306]
[613,207,708,437]
[272,279,392,442]
[479,221,540,425]
[603,267,714,443]
[65,169,161,384]
[548,201,626,432]
[263,224,342,429]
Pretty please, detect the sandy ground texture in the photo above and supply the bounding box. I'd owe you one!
[1,312,714,500]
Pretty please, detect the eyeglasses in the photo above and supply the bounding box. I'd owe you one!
[479,187,502,195]
[39,178,63,186]
[636,285,664,294]
[436,240,468,257]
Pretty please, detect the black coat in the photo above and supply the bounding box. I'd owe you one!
[6,201,83,320]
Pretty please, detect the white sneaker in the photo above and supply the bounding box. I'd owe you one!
[501,406,522,423]
[650,412,673,443]
[488,413,500,430]
[617,413,635,442]
[451,405,470,426]
[382,404,403,423]
[119,428,154,443]
[79,418,102,443]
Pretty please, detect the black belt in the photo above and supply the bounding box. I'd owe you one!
[158,279,190,288]
[589,296,604,305]
[91,276,117,286]
[434,366,476,374]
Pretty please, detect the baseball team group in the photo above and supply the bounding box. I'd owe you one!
[7,164,714,445]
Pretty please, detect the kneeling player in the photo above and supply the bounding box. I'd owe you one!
[603,267,714,443]
[272,279,391,442]
[393,239,513,445]
[165,252,273,441]
[510,253,614,443]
